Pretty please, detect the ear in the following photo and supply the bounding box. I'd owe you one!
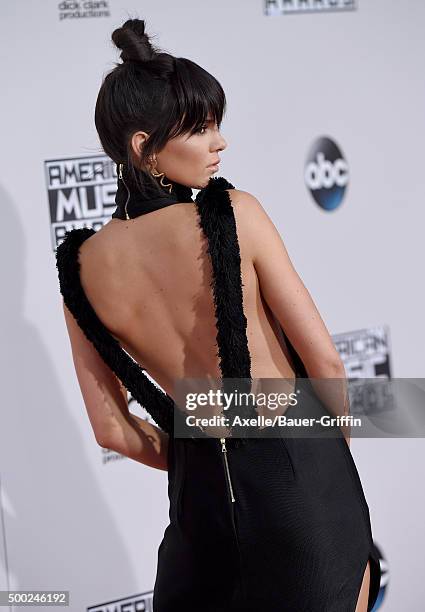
[130,130,150,159]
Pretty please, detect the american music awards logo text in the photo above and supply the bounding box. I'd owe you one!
[45,155,117,250]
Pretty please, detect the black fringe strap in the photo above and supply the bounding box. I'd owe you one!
[195,178,251,378]
[195,177,259,447]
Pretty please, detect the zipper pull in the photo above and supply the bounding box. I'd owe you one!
[118,163,123,180]
[220,437,236,503]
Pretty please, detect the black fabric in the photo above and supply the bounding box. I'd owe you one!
[112,163,194,220]
[55,174,382,611]
[157,432,382,612]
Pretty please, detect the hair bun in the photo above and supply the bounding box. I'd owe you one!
[112,18,159,63]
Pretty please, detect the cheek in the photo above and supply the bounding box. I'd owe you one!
[175,141,204,165]
[156,138,211,187]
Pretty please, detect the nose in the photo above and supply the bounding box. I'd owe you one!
[215,132,227,152]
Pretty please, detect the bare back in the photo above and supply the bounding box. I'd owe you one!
[77,191,297,398]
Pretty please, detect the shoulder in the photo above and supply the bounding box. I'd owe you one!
[56,227,96,260]
[225,189,286,265]
[201,178,274,234]
[226,188,262,211]
[197,177,257,210]
[56,223,116,267]
[225,188,270,231]
[55,227,99,296]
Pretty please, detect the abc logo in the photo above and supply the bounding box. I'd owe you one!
[305,137,349,211]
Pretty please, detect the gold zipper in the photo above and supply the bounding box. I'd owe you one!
[220,437,236,503]
[118,162,131,220]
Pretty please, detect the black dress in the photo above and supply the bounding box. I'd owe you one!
[55,168,381,612]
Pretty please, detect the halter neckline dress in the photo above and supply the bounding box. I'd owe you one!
[55,166,381,612]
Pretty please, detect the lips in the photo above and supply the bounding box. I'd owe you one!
[208,160,220,167]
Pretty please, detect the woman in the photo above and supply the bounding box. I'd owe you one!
[56,18,381,612]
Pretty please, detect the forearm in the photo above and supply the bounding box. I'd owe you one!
[101,413,170,471]
[305,361,351,446]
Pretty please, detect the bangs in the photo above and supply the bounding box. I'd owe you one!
[165,57,226,139]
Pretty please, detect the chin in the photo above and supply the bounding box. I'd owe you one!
[195,177,212,189]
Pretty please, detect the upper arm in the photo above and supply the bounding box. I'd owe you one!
[229,189,343,376]
[62,300,129,446]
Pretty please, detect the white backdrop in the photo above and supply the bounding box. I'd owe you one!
[1,1,424,610]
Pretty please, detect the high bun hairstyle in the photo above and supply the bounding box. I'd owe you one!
[94,17,226,196]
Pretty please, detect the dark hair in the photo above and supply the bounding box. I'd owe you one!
[94,18,226,195]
